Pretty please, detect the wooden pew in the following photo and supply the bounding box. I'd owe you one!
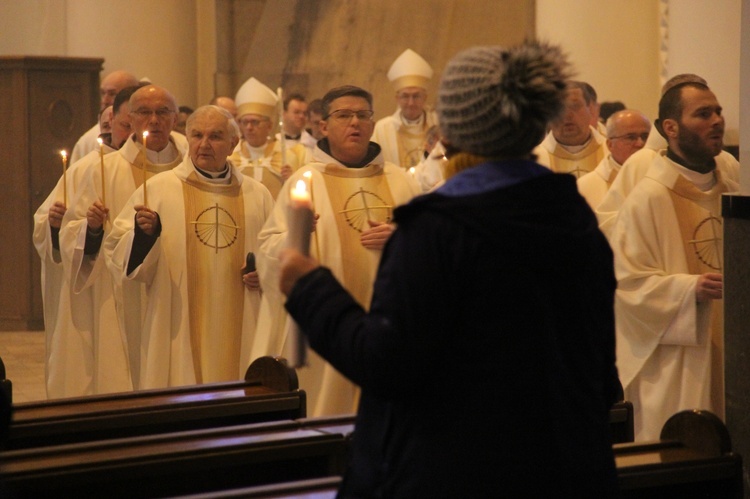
[2,356,306,450]
[0,415,355,498]
[615,410,743,498]
[175,476,342,498]
[610,400,634,443]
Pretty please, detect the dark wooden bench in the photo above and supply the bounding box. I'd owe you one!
[0,415,355,498]
[174,476,342,498]
[2,356,306,450]
[615,409,743,498]
[610,400,634,443]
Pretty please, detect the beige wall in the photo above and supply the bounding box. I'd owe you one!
[222,0,535,122]
[536,0,661,123]
[0,0,199,109]
[0,0,741,141]
[537,0,740,144]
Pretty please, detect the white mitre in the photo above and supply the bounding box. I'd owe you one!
[235,77,278,119]
[387,49,433,91]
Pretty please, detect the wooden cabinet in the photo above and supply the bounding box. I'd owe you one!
[0,56,102,330]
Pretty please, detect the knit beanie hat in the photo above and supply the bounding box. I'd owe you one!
[438,42,572,158]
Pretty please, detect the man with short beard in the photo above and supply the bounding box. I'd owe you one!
[611,80,736,440]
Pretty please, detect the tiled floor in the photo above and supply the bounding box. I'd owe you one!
[0,330,46,403]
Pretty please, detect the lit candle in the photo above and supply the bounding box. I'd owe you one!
[303,170,321,259]
[286,179,313,367]
[142,131,149,206]
[97,137,106,206]
[60,150,68,206]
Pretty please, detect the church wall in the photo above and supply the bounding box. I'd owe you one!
[221,0,536,124]
[0,0,199,110]
[536,0,661,126]
[537,0,740,145]
[0,1,739,143]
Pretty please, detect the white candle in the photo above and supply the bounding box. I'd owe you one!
[97,137,106,206]
[277,87,287,168]
[286,179,313,367]
[142,131,149,206]
[60,150,68,206]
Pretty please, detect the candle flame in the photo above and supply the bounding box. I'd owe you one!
[294,179,307,194]
[303,171,312,179]
[97,137,103,146]
[142,131,149,139]
[60,150,67,159]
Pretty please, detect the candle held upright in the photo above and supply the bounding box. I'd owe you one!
[286,179,313,367]
[97,137,106,206]
[142,131,149,206]
[60,150,68,206]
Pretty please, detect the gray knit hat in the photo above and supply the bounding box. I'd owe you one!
[438,42,572,157]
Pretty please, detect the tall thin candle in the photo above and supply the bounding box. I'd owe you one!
[97,137,106,206]
[60,150,68,206]
[142,131,149,206]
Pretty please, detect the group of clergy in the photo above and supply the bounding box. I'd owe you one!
[34,48,735,436]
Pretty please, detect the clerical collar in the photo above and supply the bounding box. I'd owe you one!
[666,148,716,174]
[135,136,179,164]
[193,162,231,183]
[665,153,716,192]
[558,135,591,154]
[243,141,267,160]
[318,138,381,168]
[401,112,424,126]
[284,133,301,140]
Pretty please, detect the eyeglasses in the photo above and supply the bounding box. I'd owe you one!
[610,132,649,143]
[132,108,175,120]
[326,109,374,123]
[239,118,269,127]
[397,91,426,102]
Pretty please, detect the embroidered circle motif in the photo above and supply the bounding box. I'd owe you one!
[191,203,239,251]
[691,215,722,271]
[341,189,392,233]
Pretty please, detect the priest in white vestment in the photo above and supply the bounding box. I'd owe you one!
[70,70,139,162]
[229,77,307,200]
[577,110,651,210]
[253,86,420,416]
[33,142,116,398]
[373,49,439,169]
[62,85,186,392]
[611,81,735,440]
[104,105,273,389]
[534,81,608,178]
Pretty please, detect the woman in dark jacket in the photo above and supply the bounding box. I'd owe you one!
[280,41,620,498]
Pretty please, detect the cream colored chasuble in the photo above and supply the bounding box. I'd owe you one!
[667,172,725,417]
[548,139,606,178]
[396,116,428,169]
[321,162,396,308]
[129,144,182,188]
[182,171,245,383]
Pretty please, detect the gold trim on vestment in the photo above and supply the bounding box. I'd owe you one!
[320,163,394,308]
[183,171,245,383]
[549,139,606,178]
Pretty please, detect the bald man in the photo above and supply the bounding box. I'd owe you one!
[210,96,238,119]
[60,85,188,392]
[71,70,140,162]
[577,110,651,209]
